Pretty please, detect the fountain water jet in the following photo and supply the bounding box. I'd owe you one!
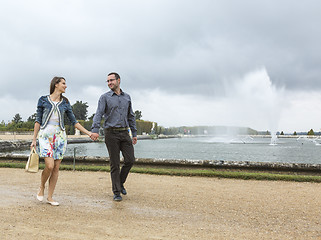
[225,68,284,145]
[269,133,278,146]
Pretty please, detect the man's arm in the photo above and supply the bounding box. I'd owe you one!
[91,95,106,140]
[127,97,137,145]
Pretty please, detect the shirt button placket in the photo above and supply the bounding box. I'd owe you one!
[118,95,122,125]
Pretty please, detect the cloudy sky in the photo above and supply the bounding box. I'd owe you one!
[1,0,321,133]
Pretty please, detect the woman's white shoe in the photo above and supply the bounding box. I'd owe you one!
[36,188,44,202]
[36,194,44,202]
[47,200,59,206]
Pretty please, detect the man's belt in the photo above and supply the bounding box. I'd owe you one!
[107,127,128,131]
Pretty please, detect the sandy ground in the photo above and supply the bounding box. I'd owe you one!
[0,168,320,240]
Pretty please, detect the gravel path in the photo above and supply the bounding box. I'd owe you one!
[0,168,320,240]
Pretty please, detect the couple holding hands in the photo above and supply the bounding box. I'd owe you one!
[30,72,137,205]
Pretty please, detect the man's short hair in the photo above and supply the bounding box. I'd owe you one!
[108,72,120,80]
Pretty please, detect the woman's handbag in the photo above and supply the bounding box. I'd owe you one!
[25,147,39,173]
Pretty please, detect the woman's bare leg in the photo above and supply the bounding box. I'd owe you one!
[38,157,55,197]
[47,159,62,201]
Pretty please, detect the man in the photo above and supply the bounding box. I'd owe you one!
[91,72,137,201]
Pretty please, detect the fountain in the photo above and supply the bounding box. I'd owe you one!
[313,136,321,145]
[269,133,278,146]
[297,136,321,146]
[224,68,284,145]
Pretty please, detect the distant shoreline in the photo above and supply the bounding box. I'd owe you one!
[0,133,315,141]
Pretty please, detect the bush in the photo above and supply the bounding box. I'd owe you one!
[136,120,154,135]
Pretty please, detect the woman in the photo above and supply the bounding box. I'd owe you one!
[30,76,94,206]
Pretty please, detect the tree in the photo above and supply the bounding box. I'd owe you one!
[27,113,37,122]
[88,113,95,121]
[72,101,88,120]
[12,113,22,124]
[293,131,297,136]
[135,110,142,120]
[280,131,284,135]
[307,129,315,135]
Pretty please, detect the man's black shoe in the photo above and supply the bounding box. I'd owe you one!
[121,186,127,195]
[113,194,122,201]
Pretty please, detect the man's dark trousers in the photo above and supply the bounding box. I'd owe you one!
[104,128,135,195]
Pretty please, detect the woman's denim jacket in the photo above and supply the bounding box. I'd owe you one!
[35,95,78,131]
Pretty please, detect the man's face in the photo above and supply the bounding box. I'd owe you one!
[107,74,120,91]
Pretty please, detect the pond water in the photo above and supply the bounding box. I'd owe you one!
[11,136,321,164]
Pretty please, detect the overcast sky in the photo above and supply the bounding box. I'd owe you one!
[1,0,321,133]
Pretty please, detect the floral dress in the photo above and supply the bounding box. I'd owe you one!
[38,101,67,160]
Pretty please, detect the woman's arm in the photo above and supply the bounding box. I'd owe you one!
[74,122,93,138]
[65,100,95,140]
[30,122,40,149]
[91,95,106,134]
[31,97,44,149]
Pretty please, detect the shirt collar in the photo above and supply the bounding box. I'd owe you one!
[108,89,124,96]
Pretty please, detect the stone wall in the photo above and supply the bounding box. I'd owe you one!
[1,153,320,173]
[0,138,93,152]
[0,140,31,151]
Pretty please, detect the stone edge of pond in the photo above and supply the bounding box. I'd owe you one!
[0,138,93,151]
[1,153,320,173]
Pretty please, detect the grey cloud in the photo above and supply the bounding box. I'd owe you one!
[0,0,321,101]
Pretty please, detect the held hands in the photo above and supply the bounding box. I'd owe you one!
[86,130,99,141]
[88,132,135,143]
[90,132,99,141]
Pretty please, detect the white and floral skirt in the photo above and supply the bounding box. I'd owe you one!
[38,124,67,160]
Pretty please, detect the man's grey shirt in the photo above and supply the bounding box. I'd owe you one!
[91,90,137,137]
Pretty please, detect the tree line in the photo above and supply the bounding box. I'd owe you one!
[0,101,160,135]
[0,101,319,136]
